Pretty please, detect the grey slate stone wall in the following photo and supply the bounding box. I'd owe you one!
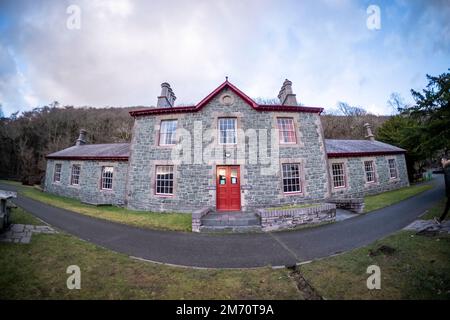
[328,153,409,199]
[126,88,330,212]
[44,159,128,206]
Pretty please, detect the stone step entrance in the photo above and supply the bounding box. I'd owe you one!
[200,211,262,233]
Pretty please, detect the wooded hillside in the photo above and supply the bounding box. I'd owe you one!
[0,105,389,184]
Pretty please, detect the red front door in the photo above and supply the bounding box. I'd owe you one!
[216,166,241,211]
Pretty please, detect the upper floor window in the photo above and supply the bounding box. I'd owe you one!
[159,120,177,145]
[282,163,302,193]
[156,165,174,195]
[70,164,81,185]
[364,160,376,183]
[277,118,296,144]
[388,159,398,179]
[53,164,62,183]
[218,118,237,144]
[101,166,114,190]
[331,162,346,188]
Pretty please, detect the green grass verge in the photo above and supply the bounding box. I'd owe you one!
[364,183,433,213]
[0,180,192,232]
[9,207,43,225]
[0,209,301,299]
[421,198,449,221]
[300,199,450,300]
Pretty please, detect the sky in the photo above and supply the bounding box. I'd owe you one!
[0,0,449,116]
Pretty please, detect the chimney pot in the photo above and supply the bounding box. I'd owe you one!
[76,129,87,146]
[278,79,298,106]
[157,82,176,108]
[364,123,375,141]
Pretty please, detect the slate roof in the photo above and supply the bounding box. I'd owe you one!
[325,139,406,158]
[46,140,405,161]
[46,143,130,160]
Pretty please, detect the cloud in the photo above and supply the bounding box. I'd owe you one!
[0,0,448,116]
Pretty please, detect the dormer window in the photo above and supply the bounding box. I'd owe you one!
[159,120,177,146]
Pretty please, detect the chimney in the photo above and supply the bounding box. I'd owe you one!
[277,79,298,106]
[157,82,176,108]
[76,129,87,146]
[364,123,375,141]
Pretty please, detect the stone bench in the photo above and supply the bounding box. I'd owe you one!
[256,203,336,232]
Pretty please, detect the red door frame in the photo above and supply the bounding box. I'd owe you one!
[216,165,241,211]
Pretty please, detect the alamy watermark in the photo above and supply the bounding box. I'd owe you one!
[366,265,381,290]
[66,265,81,289]
[66,4,81,30]
[366,5,381,30]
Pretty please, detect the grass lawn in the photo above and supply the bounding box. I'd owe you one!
[364,183,433,213]
[0,207,302,299]
[0,180,192,232]
[420,198,449,221]
[300,199,450,299]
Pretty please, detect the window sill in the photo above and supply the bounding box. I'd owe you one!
[154,193,174,198]
[283,191,304,197]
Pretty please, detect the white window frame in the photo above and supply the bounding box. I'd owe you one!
[388,158,398,179]
[70,164,81,186]
[218,118,237,145]
[331,162,346,189]
[155,165,174,196]
[277,117,297,144]
[281,163,302,194]
[159,120,178,146]
[101,166,114,190]
[53,164,62,183]
[364,160,376,183]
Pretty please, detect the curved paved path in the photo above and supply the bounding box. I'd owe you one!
[0,177,444,268]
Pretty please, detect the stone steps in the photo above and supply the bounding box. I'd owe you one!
[200,211,262,233]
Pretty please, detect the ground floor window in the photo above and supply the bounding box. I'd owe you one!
[70,164,81,185]
[364,160,376,183]
[388,158,398,179]
[53,164,62,183]
[156,165,174,195]
[101,166,114,190]
[282,163,301,193]
[331,162,346,188]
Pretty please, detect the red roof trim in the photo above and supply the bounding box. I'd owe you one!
[45,156,129,161]
[327,150,405,158]
[129,80,323,117]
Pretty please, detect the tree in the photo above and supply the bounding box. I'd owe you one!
[377,70,450,180]
[406,70,450,157]
[337,102,367,116]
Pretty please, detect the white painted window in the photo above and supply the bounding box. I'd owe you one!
[277,118,297,144]
[282,163,302,193]
[218,118,237,144]
[101,166,114,190]
[332,163,346,188]
[159,120,177,145]
[70,164,81,185]
[156,165,174,195]
[388,159,398,179]
[364,160,376,183]
[53,164,62,183]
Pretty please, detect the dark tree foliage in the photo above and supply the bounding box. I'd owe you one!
[378,70,450,180]
[0,104,137,184]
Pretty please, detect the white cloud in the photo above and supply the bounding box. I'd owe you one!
[0,0,448,116]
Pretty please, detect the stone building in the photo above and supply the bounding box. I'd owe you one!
[45,79,409,214]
